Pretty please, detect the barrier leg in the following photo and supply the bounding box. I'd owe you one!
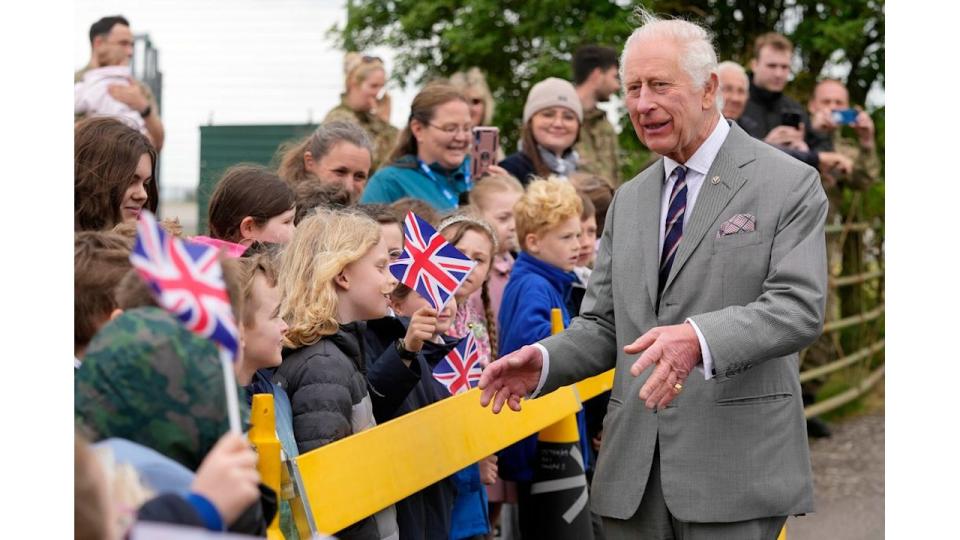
[249,393,284,540]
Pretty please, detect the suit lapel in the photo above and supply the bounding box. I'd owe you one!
[639,160,665,310]
[663,125,755,293]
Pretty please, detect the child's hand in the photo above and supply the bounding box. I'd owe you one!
[479,455,499,485]
[404,306,438,353]
[190,432,261,526]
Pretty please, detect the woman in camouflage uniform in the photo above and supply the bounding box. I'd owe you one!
[323,53,399,173]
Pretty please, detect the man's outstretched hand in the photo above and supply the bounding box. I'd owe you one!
[478,345,544,413]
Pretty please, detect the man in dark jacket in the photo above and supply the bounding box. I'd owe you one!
[740,32,852,175]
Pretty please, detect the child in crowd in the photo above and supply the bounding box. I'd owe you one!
[274,209,405,540]
[437,211,501,540]
[496,178,591,539]
[74,231,132,364]
[570,193,598,315]
[74,65,149,139]
[197,164,296,256]
[569,172,615,237]
[467,173,525,318]
[294,181,352,225]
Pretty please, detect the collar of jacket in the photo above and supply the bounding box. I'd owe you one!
[583,106,606,122]
[327,321,368,374]
[748,73,783,108]
[390,154,469,180]
[513,251,578,297]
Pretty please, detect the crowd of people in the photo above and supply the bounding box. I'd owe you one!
[75,10,878,540]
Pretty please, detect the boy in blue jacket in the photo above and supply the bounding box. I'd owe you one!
[496,178,592,536]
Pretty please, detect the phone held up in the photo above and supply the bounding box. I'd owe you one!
[470,127,499,179]
[831,108,858,126]
[780,111,803,129]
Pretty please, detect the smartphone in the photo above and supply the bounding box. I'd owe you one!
[470,127,499,179]
[831,108,858,125]
[780,111,802,128]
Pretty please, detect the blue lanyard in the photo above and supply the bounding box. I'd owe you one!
[418,159,471,208]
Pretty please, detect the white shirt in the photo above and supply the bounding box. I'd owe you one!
[532,116,731,396]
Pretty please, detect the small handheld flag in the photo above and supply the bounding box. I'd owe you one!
[433,332,483,396]
[390,211,477,311]
[129,211,242,432]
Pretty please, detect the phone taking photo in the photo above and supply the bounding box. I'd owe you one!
[831,108,858,125]
[470,127,499,179]
[780,112,802,128]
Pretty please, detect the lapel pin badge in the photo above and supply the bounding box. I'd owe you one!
[710,175,721,185]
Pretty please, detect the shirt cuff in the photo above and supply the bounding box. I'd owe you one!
[685,318,714,380]
[529,343,551,398]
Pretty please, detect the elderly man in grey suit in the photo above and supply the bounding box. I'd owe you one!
[479,9,827,540]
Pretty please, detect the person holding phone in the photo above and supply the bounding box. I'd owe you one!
[323,53,399,173]
[499,77,583,186]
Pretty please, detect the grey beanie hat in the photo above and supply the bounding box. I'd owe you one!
[522,77,583,124]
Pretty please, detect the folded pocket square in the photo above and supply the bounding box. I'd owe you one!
[717,213,756,238]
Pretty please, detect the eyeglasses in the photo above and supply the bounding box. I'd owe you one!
[427,122,473,136]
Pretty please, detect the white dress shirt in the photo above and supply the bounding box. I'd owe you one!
[530,117,731,396]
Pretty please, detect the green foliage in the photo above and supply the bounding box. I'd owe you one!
[332,0,884,180]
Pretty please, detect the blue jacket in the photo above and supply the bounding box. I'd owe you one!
[360,155,472,211]
[450,464,490,539]
[496,252,591,482]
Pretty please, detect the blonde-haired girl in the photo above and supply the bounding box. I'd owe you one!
[467,173,525,317]
[274,208,400,540]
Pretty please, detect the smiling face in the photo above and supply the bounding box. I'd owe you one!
[119,153,151,224]
[413,99,472,169]
[306,141,372,203]
[527,216,582,272]
[531,106,579,155]
[623,37,719,163]
[338,237,397,322]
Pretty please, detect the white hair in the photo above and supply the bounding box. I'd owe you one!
[717,60,748,85]
[620,7,721,109]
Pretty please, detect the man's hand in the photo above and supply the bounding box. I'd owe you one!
[190,432,261,526]
[625,323,701,409]
[108,78,150,114]
[764,125,805,149]
[592,430,603,453]
[403,306,438,354]
[852,107,875,149]
[478,455,499,485]
[818,151,854,177]
[478,345,544,413]
[809,108,837,132]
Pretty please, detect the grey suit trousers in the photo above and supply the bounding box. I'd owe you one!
[602,440,787,540]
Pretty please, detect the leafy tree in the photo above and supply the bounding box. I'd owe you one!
[332,0,883,181]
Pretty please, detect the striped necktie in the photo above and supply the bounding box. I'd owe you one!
[658,165,688,297]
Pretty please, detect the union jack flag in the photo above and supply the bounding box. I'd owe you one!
[433,332,483,396]
[391,211,477,311]
[129,211,240,360]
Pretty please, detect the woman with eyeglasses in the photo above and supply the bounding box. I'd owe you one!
[360,82,475,211]
[499,77,584,186]
[323,52,398,172]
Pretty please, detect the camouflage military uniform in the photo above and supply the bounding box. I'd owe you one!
[802,131,880,393]
[75,306,249,471]
[575,106,620,185]
[323,100,399,173]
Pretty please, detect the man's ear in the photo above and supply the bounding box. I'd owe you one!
[239,216,258,241]
[525,232,540,254]
[749,58,758,73]
[702,72,719,109]
[109,308,123,321]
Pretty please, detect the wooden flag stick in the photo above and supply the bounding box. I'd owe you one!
[219,348,242,433]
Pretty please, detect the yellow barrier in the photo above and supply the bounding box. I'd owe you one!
[248,394,284,540]
[293,384,582,534]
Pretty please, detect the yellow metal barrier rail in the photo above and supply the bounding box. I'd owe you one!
[248,394,284,540]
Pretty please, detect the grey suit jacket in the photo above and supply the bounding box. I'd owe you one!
[538,122,827,523]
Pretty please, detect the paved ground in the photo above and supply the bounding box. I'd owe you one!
[787,411,885,540]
